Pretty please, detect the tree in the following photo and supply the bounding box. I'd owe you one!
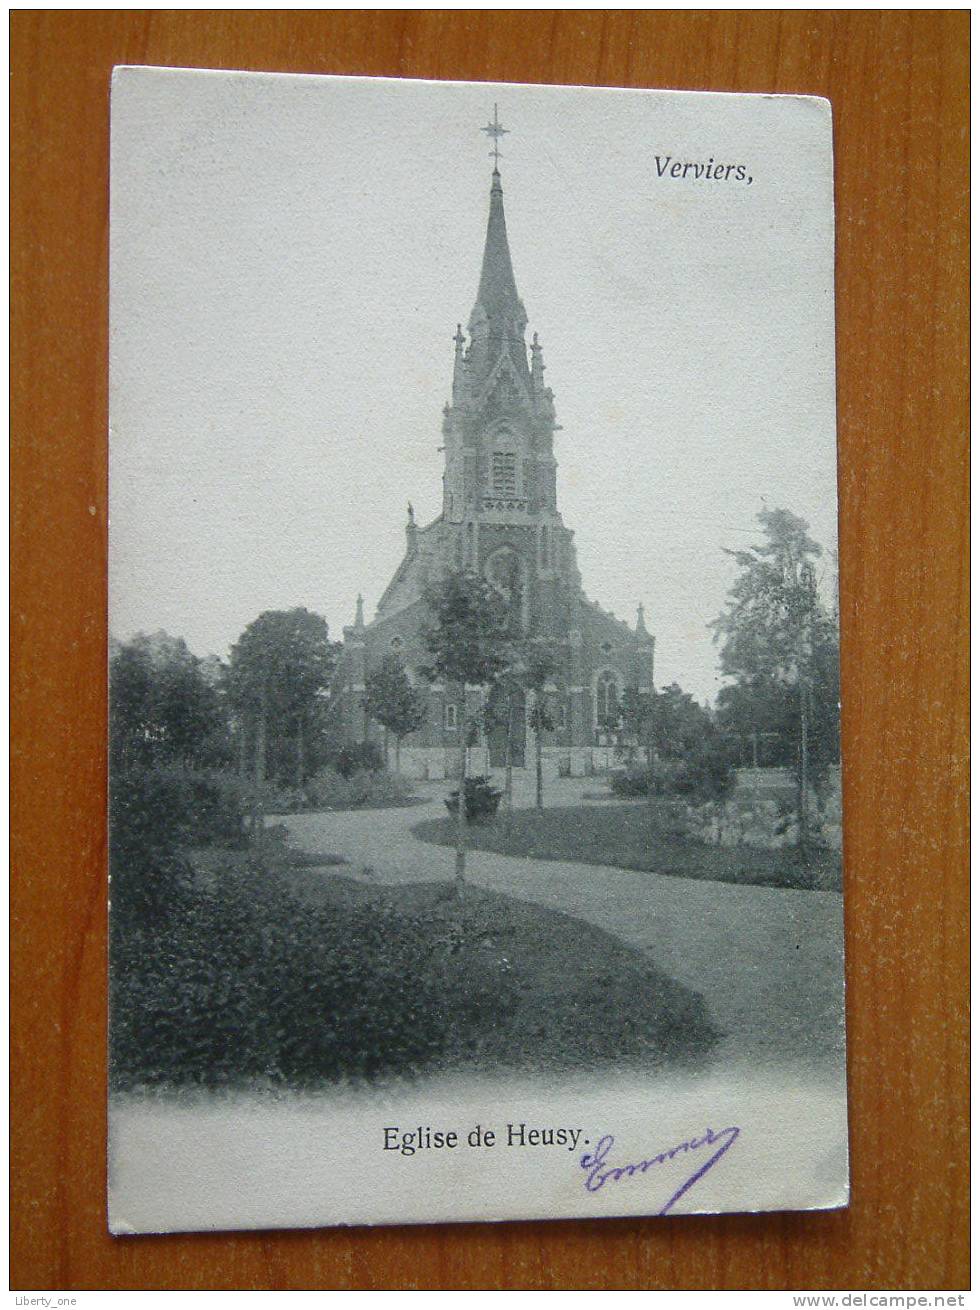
[715,676,798,767]
[421,571,510,893]
[361,655,426,774]
[516,642,559,811]
[618,685,658,766]
[109,632,229,772]
[617,682,732,800]
[711,507,840,850]
[483,642,558,815]
[109,639,156,771]
[482,669,523,825]
[227,609,337,830]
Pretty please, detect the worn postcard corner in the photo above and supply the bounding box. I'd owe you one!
[108,70,845,1234]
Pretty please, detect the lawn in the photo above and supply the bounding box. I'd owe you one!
[412,802,842,892]
[110,842,720,1092]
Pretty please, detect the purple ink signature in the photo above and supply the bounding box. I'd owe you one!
[579,1125,740,1215]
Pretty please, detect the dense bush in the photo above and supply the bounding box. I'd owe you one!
[445,775,503,821]
[331,741,384,778]
[609,767,652,798]
[253,780,307,814]
[303,766,412,811]
[610,749,734,804]
[109,765,497,1089]
[670,744,735,801]
[110,864,454,1089]
[109,767,254,937]
[110,768,250,854]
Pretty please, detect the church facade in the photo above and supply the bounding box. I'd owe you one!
[332,159,655,780]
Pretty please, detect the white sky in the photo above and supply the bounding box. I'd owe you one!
[110,70,838,705]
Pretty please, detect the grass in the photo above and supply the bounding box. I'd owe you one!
[412,802,842,892]
[289,873,722,1076]
[111,841,720,1091]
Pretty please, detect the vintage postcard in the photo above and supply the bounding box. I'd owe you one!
[108,68,846,1233]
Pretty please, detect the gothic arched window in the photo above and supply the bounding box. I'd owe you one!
[487,424,522,499]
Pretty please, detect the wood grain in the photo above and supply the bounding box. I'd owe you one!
[10,10,969,1291]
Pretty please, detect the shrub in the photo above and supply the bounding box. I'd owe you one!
[303,766,412,811]
[671,745,734,802]
[332,741,384,778]
[109,865,720,1091]
[109,767,262,945]
[304,766,352,810]
[445,775,502,821]
[110,768,251,856]
[254,780,307,814]
[609,767,650,798]
[609,751,734,804]
[109,864,452,1089]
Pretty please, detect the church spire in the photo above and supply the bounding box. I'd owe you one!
[466,111,529,400]
[469,108,526,345]
[470,166,525,332]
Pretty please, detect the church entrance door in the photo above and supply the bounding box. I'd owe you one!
[487,684,526,769]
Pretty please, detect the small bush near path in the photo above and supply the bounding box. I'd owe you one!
[412,802,842,892]
[331,741,385,778]
[300,766,416,813]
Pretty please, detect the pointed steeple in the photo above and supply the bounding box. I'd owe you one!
[471,169,526,332]
[354,593,365,629]
[466,166,530,400]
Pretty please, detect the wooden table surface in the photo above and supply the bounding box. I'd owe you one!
[10,10,969,1292]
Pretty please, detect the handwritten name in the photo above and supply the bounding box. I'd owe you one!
[655,155,753,185]
[579,1125,740,1215]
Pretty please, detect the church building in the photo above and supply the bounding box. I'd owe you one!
[333,129,655,780]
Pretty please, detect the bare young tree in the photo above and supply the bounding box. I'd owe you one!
[421,572,510,894]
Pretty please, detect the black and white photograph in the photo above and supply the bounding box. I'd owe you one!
[108,69,845,1233]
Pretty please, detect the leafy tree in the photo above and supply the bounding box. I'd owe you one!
[715,676,798,767]
[618,685,654,764]
[109,632,229,772]
[361,654,426,775]
[227,609,338,829]
[110,640,156,771]
[421,571,510,892]
[617,682,733,800]
[153,645,225,767]
[711,507,840,848]
[651,684,715,759]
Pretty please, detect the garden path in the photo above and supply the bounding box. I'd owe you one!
[280,777,845,1074]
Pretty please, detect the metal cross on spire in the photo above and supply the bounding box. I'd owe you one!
[481,103,509,168]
